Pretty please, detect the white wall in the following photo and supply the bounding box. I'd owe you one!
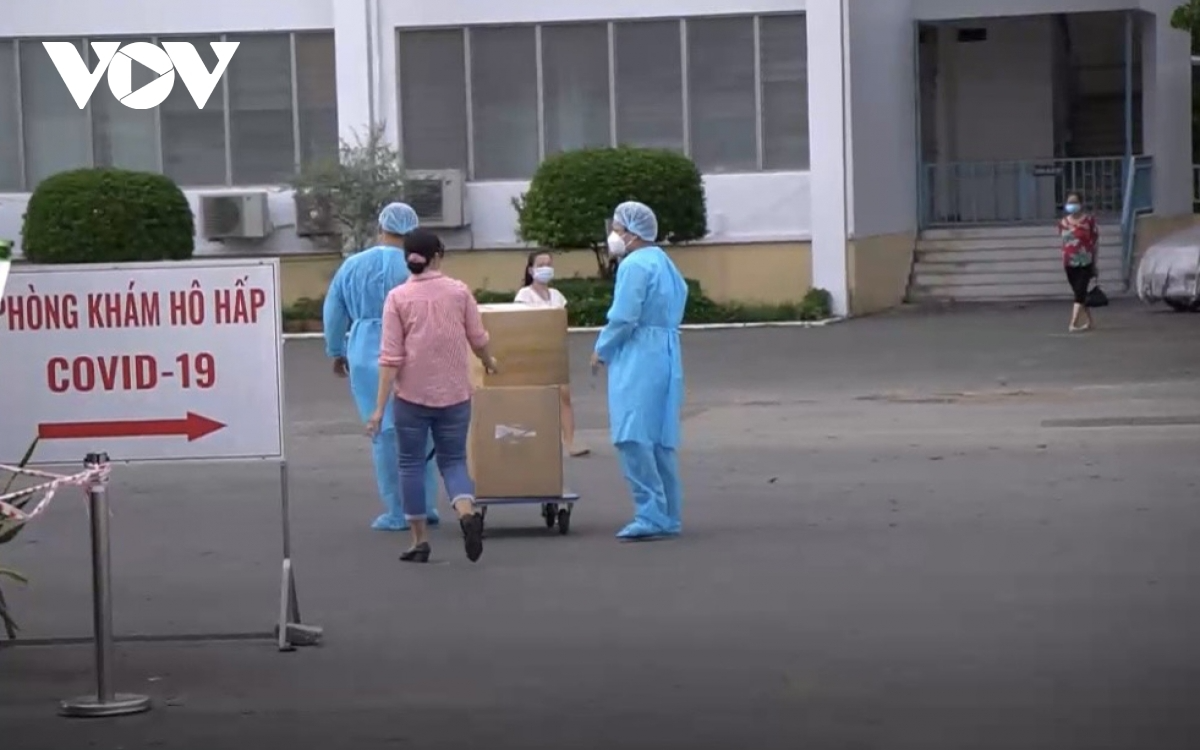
[365,0,815,251]
[0,0,814,258]
[804,0,849,315]
[0,0,332,36]
[844,0,917,239]
[940,16,1056,162]
[1142,8,1193,216]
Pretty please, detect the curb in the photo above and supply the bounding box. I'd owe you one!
[281,317,845,341]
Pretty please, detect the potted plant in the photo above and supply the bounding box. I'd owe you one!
[291,123,408,255]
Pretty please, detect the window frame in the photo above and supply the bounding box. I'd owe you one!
[395,12,809,183]
[2,30,337,192]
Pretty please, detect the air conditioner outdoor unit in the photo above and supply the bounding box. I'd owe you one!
[404,169,468,229]
[294,191,337,237]
[200,191,273,240]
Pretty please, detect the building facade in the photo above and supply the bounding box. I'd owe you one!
[0,0,1192,315]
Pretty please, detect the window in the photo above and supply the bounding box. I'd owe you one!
[227,34,295,184]
[760,14,809,170]
[0,32,338,191]
[396,13,809,178]
[160,36,227,185]
[541,23,610,156]
[295,32,338,168]
[469,26,538,180]
[22,39,90,186]
[0,42,21,190]
[614,20,684,152]
[688,17,757,173]
[91,38,159,173]
[398,30,468,172]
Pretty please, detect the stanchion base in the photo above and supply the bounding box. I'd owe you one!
[60,693,151,718]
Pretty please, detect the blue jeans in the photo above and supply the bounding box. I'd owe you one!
[394,397,475,520]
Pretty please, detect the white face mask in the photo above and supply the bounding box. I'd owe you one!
[532,266,554,285]
[606,232,628,258]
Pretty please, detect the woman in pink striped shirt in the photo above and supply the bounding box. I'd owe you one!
[368,229,498,564]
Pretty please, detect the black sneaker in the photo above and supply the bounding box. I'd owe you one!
[459,514,484,563]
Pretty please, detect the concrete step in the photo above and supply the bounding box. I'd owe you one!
[908,281,1129,302]
[913,268,1126,288]
[916,247,1119,264]
[916,235,1121,252]
[920,224,1119,241]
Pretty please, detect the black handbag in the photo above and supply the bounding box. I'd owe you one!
[1085,283,1109,308]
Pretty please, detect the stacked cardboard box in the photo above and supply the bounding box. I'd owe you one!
[468,304,569,498]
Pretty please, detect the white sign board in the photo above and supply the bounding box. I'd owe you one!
[0,260,9,299]
[0,259,284,465]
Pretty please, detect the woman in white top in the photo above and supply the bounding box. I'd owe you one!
[515,252,589,457]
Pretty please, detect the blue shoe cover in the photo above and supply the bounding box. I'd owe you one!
[616,520,670,540]
[371,513,410,532]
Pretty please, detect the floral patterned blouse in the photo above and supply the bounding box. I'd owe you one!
[1059,215,1098,268]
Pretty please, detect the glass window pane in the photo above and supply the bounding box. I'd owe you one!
[90,38,159,173]
[0,41,21,190]
[760,14,809,170]
[228,34,295,184]
[399,29,467,172]
[542,23,610,156]
[21,39,91,187]
[614,20,683,152]
[295,32,338,169]
[469,26,538,180]
[688,17,757,173]
[160,36,227,185]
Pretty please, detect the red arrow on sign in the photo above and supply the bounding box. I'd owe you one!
[37,412,226,442]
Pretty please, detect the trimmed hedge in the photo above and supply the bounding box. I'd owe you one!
[514,147,707,278]
[22,168,194,264]
[475,278,832,327]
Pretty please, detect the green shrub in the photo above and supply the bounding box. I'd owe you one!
[22,168,194,264]
[476,277,833,327]
[514,147,707,278]
[0,239,11,260]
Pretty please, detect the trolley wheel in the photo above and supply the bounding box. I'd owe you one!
[557,507,571,535]
[542,503,559,528]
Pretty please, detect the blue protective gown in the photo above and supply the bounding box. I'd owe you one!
[594,246,688,539]
[323,246,439,530]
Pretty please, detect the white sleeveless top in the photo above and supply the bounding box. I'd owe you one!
[514,285,568,309]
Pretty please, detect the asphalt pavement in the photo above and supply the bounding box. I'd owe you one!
[3,299,1200,749]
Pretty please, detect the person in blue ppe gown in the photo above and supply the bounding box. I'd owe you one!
[591,201,688,540]
[323,202,439,531]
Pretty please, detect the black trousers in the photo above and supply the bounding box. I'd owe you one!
[1065,265,1095,305]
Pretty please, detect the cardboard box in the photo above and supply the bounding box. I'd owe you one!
[469,386,563,499]
[469,304,569,388]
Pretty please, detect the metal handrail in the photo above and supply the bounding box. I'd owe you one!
[1118,155,1153,286]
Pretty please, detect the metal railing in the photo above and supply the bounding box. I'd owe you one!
[919,157,1125,227]
[1119,155,1154,285]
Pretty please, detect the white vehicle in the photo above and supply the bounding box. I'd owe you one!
[1136,225,1200,312]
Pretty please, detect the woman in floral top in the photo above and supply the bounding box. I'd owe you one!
[1059,192,1098,332]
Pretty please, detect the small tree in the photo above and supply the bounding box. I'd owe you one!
[22,168,194,263]
[514,147,708,279]
[292,123,407,253]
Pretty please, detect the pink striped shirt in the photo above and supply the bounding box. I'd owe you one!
[379,271,490,407]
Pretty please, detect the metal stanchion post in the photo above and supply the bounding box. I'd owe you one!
[60,453,151,718]
[276,460,322,651]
